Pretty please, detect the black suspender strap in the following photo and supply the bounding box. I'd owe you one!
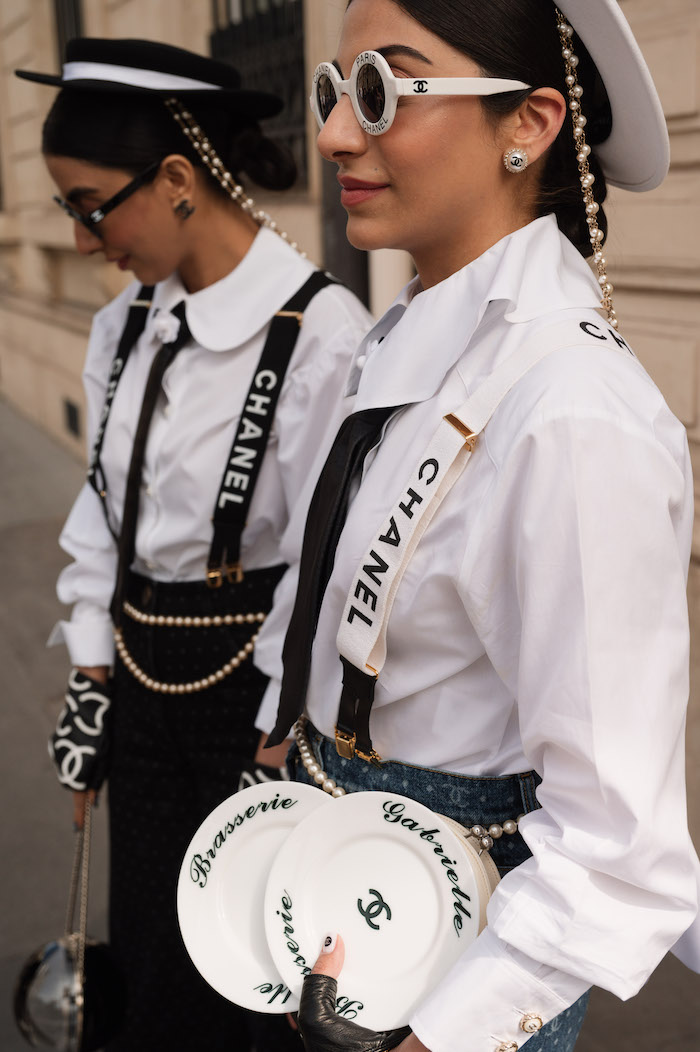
[86,285,154,538]
[206,269,336,587]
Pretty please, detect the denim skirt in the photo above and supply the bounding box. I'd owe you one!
[290,723,589,1051]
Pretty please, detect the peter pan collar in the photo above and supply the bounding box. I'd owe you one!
[148,227,316,352]
[349,215,603,410]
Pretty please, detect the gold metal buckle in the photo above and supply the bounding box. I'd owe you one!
[276,310,304,328]
[443,413,478,451]
[335,728,356,759]
[207,563,243,588]
[356,747,383,767]
[225,562,244,585]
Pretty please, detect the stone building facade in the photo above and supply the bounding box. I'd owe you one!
[0,0,698,834]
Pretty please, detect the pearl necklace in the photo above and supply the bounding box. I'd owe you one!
[123,600,265,628]
[114,624,260,694]
[294,718,524,852]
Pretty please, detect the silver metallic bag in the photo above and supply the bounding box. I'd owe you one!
[13,800,125,1050]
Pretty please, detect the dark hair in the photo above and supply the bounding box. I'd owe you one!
[42,88,296,194]
[373,0,612,257]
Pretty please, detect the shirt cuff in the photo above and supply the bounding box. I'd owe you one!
[48,616,115,668]
[255,677,282,735]
[409,927,590,1052]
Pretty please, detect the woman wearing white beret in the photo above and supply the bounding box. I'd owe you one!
[256,1,700,1049]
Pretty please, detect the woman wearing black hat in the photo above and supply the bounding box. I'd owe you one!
[251,1,700,1050]
[16,37,371,1052]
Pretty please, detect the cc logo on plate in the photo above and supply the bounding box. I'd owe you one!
[357,888,392,930]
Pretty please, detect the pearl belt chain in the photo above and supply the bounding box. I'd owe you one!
[114,620,263,694]
[123,600,266,628]
[294,717,524,853]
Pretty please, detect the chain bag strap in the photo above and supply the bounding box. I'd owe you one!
[64,798,93,1049]
[14,804,126,1050]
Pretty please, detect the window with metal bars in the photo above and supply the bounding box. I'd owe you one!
[210,0,307,186]
[54,0,83,69]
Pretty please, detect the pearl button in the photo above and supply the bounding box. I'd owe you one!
[520,1014,543,1034]
[495,1043,518,1052]
[356,354,367,369]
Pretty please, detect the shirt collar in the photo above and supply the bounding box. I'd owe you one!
[349,215,603,410]
[148,227,316,352]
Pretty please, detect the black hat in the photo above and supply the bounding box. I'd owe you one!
[15,37,283,121]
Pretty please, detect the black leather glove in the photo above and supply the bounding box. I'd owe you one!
[49,669,112,791]
[298,974,411,1052]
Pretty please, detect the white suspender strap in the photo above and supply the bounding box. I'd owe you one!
[336,318,630,693]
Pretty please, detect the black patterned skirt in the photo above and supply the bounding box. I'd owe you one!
[107,566,303,1052]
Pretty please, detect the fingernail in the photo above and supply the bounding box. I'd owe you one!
[321,933,337,954]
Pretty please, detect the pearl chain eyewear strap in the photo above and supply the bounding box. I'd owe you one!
[311,50,530,135]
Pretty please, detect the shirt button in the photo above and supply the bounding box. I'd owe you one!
[520,1014,543,1034]
[163,404,171,418]
[356,354,367,370]
[495,1043,518,1052]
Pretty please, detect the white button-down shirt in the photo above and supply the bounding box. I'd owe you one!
[255,216,700,1051]
[51,227,372,666]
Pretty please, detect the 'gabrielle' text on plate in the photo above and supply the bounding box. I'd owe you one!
[382,800,472,934]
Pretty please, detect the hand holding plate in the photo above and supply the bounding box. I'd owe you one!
[298,935,412,1052]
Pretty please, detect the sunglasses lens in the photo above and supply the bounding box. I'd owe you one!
[316,73,337,123]
[356,63,385,124]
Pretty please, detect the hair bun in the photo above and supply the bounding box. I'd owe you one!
[228,125,296,192]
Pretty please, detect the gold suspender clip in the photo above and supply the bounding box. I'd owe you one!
[356,746,383,767]
[206,563,244,589]
[443,413,478,451]
[335,728,357,760]
[276,310,304,327]
[334,728,383,766]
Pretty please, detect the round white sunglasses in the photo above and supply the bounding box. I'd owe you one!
[310,50,531,135]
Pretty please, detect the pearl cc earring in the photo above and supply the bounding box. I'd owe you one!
[503,148,529,173]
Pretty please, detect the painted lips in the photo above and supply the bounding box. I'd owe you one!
[338,176,389,208]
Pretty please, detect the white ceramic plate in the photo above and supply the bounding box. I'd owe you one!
[177,781,332,1013]
[264,790,488,1030]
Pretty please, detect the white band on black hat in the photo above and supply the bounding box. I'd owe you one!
[62,61,222,92]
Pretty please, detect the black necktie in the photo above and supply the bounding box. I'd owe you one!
[110,302,191,625]
[267,404,400,747]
